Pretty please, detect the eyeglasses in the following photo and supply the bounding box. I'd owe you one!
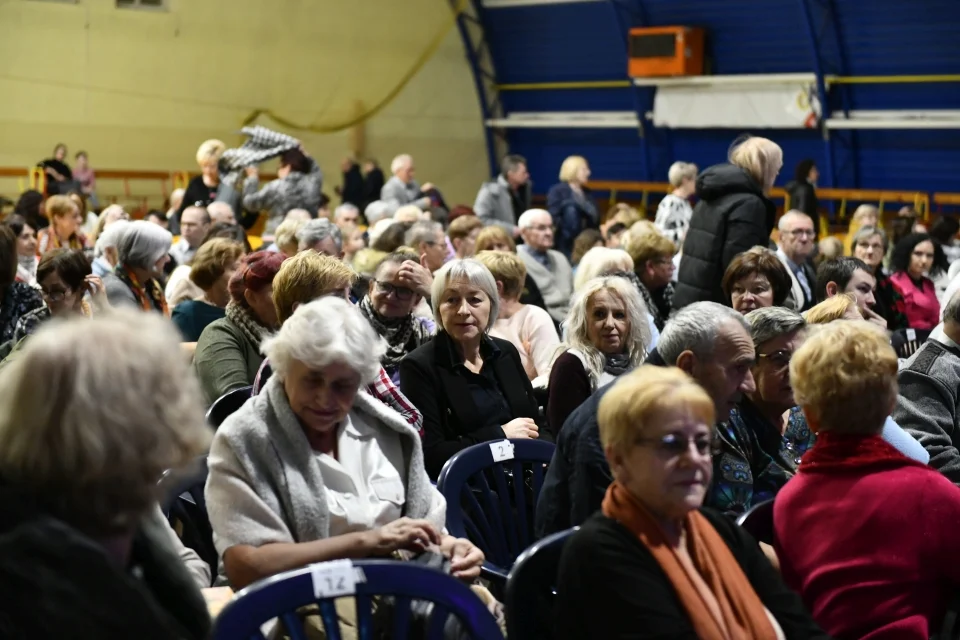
[784,229,815,238]
[529,224,555,233]
[375,281,415,301]
[41,287,71,303]
[635,433,714,457]
[757,349,793,370]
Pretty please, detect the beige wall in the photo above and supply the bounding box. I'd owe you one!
[0,0,487,207]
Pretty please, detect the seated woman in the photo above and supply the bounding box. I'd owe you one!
[775,321,960,639]
[357,250,436,383]
[0,310,212,638]
[206,297,483,591]
[546,155,599,258]
[5,215,38,286]
[804,293,863,324]
[475,250,559,383]
[546,276,649,435]
[474,225,546,311]
[625,231,677,332]
[36,195,87,253]
[400,259,545,478]
[852,225,909,331]
[722,246,793,314]
[102,220,173,314]
[172,239,245,342]
[889,232,947,331]
[194,251,286,404]
[555,365,827,640]
[0,226,43,343]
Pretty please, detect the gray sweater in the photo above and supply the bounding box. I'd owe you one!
[894,326,960,485]
[518,245,574,323]
[205,375,444,582]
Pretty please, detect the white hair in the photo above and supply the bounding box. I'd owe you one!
[390,154,413,175]
[262,297,386,385]
[207,201,235,222]
[556,276,650,385]
[430,259,500,330]
[574,247,634,292]
[296,218,343,253]
[404,220,442,248]
[658,302,749,364]
[365,200,396,225]
[667,161,698,188]
[284,208,312,223]
[368,218,397,246]
[778,209,813,232]
[334,204,359,223]
[94,219,131,258]
[517,208,552,230]
[743,306,806,347]
[117,220,173,269]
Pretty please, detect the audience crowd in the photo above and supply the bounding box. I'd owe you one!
[4,134,960,639]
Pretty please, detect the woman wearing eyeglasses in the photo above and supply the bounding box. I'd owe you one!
[357,250,436,384]
[555,365,828,640]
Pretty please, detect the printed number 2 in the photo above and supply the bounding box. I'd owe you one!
[489,440,515,462]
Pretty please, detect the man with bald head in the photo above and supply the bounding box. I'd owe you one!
[516,208,573,323]
[776,209,817,311]
[169,205,210,266]
[207,201,236,225]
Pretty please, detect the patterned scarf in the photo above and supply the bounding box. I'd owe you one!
[604,352,633,377]
[358,295,432,369]
[225,300,270,350]
[116,264,169,316]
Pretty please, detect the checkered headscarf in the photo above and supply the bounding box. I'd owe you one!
[219,126,299,184]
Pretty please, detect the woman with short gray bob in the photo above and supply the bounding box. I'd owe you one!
[400,259,546,478]
[102,220,173,315]
[205,296,484,593]
[0,310,212,637]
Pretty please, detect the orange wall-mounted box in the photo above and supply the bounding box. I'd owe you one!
[627,26,705,78]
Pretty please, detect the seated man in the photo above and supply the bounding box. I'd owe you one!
[381,154,433,211]
[816,256,887,327]
[515,209,573,324]
[535,302,760,537]
[895,289,960,484]
[474,154,530,237]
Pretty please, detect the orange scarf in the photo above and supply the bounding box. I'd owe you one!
[38,228,85,254]
[119,265,169,317]
[602,481,777,640]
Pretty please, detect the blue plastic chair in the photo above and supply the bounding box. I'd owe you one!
[736,498,775,545]
[505,527,578,640]
[206,385,253,428]
[158,456,216,579]
[210,559,504,640]
[437,439,556,583]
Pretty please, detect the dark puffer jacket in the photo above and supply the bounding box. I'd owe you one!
[672,164,776,310]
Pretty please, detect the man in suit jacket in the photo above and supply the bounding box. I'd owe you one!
[775,210,817,312]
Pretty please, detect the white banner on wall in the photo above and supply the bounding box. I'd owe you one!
[652,81,821,129]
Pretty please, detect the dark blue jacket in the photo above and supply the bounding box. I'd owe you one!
[546,182,599,258]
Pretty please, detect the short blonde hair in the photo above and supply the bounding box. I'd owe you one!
[274,219,306,256]
[44,195,77,221]
[667,161,698,188]
[803,293,860,325]
[574,246,634,292]
[196,139,226,167]
[791,321,897,434]
[0,311,210,535]
[598,366,714,453]
[729,136,783,192]
[626,231,676,268]
[447,215,483,242]
[352,248,388,277]
[189,238,245,290]
[852,204,879,225]
[559,155,589,183]
[272,251,357,324]
[475,226,516,253]
[606,203,642,227]
[475,250,526,298]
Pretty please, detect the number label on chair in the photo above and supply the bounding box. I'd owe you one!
[906,328,917,342]
[489,440,515,462]
[311,559,357,599]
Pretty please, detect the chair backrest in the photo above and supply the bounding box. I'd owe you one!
[437,439,556,580]
[504,526,578,640]
[736,498,775,545]
[158,456,216,577]
[211,559,504,640]
[206,385,252,428]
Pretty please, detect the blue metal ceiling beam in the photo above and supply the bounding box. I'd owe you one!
[608,0,652,181]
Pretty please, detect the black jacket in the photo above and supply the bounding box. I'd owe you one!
[555,510,830,640]
[785,179,819,221]
[399,332,547,478]
[673,164,777,310]
[0,483,211,640]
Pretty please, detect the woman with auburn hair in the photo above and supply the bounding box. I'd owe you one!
[722,246,794,314]
[555,365,827,640]
[547,155,599,258]
[674,136,783,310]
[775,321,960,639]
[37,195,86,253]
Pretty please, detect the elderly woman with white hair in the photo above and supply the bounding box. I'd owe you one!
[546,276,650,436]
[400,259,546,478]
[205,297,483,594]
[296,217,343,258]
[101,220,173,314]
[0,310,212,637]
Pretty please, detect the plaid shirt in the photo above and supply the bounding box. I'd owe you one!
[251,358,423,435]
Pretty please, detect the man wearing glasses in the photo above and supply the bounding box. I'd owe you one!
[775,210,817,312]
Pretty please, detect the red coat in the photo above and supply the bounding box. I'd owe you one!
[774,434,960,639]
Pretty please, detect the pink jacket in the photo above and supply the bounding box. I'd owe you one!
[890,271,940,330]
